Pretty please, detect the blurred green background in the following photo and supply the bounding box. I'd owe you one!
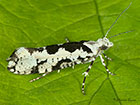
[0,0,140,105]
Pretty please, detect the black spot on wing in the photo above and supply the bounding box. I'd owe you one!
[31,66,39,74]
[60,42,79,52]
[37,59,48,65]
[46,45,59,54]
[7,66,16,72]
[77,56,85,62]
[27,48,36,54]
[52,59,72,70]
[30,59,48,74]
[17,71,20,74]
[27,47,44,54]
[81,45,92,53]
[37,47,44,52]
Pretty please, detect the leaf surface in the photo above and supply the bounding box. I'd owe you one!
[0,0,140,105]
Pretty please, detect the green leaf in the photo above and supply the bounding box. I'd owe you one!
[0,0,140,105]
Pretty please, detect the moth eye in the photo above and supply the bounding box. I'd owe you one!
[110,42,113,46]
[100,45,108,50]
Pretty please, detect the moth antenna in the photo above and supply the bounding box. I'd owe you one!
[105,2,132,38]
[108,30,134,39]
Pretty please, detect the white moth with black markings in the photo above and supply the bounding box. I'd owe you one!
[7,2,132,94]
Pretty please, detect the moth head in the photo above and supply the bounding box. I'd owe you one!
[98,2,132,50]
[97,37,113,50]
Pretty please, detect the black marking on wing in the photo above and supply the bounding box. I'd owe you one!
[7,66,16,72]
[81,45,92,53]
[37,47,44,52]
[27,48,36,54]
[77,56,85,62]
[46,45,59,54]
[30,59,48,74]
[37,59,48,65]
[27,47,44,54]
[52,59,72,70]
[61,42,80,52]
[60,41,92,53]
[31,66,39,74]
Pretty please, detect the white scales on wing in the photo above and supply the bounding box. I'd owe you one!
[7,41,98,74]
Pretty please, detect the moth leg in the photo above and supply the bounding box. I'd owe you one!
[82,61,94,94]
[103,53,112,61]
[65,37,70,43]
[99,55,115,75]
[29,72,49,82]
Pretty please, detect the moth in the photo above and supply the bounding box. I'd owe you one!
[7,2,132,94]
